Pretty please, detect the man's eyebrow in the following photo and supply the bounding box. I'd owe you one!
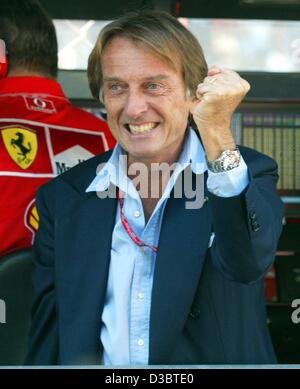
[103,77,123,82]
[143,75,170,81]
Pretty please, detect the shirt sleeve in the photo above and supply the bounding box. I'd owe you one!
[206,156,249,197]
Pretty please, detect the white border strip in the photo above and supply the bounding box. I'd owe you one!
[0,118,106,136]
[44,125,57,174]
[24,198,37,244]
[0,171,55,178]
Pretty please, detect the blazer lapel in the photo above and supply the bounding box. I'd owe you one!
[149,172,212,364]
[56,188,117,364]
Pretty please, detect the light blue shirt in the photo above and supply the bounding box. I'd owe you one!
[86,128,249,366]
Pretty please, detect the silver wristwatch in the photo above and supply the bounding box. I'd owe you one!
[206,148,241,173]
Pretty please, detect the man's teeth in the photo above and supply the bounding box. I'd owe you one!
[128,123,156,134]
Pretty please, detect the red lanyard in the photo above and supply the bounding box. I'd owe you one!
[117,190,158,254]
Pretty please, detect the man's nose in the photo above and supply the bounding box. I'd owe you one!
[124,90,148,119]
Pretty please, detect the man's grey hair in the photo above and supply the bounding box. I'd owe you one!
[88,10,208,103]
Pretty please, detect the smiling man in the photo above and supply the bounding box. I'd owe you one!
[26,10,284,365]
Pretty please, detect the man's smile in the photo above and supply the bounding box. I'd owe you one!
[124,122,159,135]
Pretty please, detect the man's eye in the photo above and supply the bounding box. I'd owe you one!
[147,83,160,90]
[109,84,122,92]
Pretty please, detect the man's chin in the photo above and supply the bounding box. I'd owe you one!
[127,148,163,164]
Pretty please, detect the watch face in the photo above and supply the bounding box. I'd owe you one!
[223,150,240,171]
[207,149,240,172]
[223,154,236,170]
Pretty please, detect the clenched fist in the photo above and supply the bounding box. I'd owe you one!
[191,67,250,161]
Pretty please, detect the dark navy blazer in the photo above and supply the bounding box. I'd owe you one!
[26,145,284,365]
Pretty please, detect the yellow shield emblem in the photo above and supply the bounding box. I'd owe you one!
[1,126,38,169]
[28,204,40,232]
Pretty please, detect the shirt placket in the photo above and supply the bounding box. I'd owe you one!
[128,197,156,364]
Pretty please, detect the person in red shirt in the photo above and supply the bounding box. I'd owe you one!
[0,0,116,257]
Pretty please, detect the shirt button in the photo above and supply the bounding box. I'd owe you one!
[133,210,141,218]
[137,339,144,347]
[137,292,145,300]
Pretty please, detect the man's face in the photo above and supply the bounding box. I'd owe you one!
[101,37,193,164]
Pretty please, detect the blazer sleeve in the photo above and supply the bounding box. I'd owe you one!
[25,179,59,365]
[208,147,284,284]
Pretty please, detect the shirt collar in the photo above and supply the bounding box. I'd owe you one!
[86,127,207,194]
[0,76,67,99]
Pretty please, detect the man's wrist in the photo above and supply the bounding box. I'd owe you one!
[198,127,236,161]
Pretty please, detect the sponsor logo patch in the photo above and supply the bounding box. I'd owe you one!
[1,126,38,169]
[24,96,57,114]
[54,145,94,174]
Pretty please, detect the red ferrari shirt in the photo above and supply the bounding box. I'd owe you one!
[0,76,116,256]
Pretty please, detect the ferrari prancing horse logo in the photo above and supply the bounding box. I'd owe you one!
[1,126,38,169]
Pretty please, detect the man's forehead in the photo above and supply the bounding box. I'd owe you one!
[102,38,182,83]
[102,36,181,72]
